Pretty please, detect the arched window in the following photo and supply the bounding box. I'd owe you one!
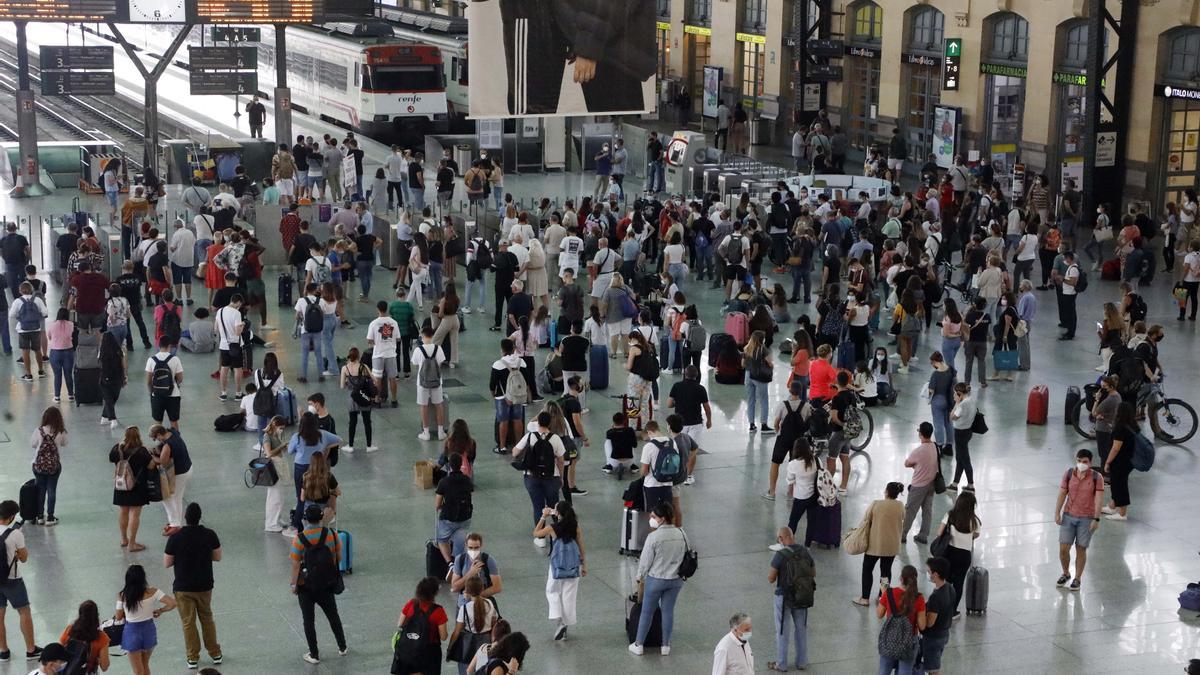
[852,2,883,43]
[909,7,944,52]
[989,13,1029,62]
[1063,23,1088,67]
[1166,30,1200,81]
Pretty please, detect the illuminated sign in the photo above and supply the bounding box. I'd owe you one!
[656,21,670,31]
[980,62,1028,78]
[942,38,961,90]
[1158,83,1200,100]
[683,25,712,36]
[0,0,117,21]
[194,0,323,24]
[736,33,766,44]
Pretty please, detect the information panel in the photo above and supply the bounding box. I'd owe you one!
[189,71,257,95]
[39,46,114,71]
[188,46,257,70]
[211,26,262,43]
[193,0,323,24]
[0,0,118,21]
[41,71,116,96]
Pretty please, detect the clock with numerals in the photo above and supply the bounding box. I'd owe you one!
[128,0,186,22]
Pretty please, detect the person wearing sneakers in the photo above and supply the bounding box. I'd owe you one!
[434,453,473,565]
[288,505,347,665]
[28,406,66,527]
[294,284,325,385]
[213,294,245,401]
[145,336,184,431]
[411,325,449,441]
[149,425,192,536]
[8,281,47,383]
[513,412,566,548]
[766,526,814,673]
[666,365,711,485]
[900,422,939,545]
[366,300,401,407]
[163,502,223,670]
[629,501,687,658]
[489,339,528,455]
[1054,448,1104,592]
[947,382,977,493]
[0,500,43,663]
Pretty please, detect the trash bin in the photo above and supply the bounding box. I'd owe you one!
[751,117,774,146]
[454,144,473,176]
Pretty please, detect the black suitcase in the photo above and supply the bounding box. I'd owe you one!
[277,272,294,307]
[426,540,449,582]
[19,479,37,522]
[1064,385,1082,425]
[73,368,102,406]
[625,594,663,648]
[707,333,734,367]
[964,565,989,615]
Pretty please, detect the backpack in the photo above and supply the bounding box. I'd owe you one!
[0,526,17,583]
[467,170,484,193]
[649,438,685,484]
[524,431,557,479]
[814,467,838,507]
[775,400,807,451]
[503,366,529,404]
[348,364,377,407]
[684,319,707,354]
[113,446,137,491]
[33,430,60,474]
[877,589,920,661]
[472,238,493,269]
[253,371,280,416]
[636,345,661,381]
[159,304,182,344]
[1179,582,1200,612]
[310,256,332,284]
[1070,265,1088,293]
[841,403,864,439]
[417,345,442,389]
[213,412,246,432]
[778,546,816,609]
[439,479,473,522]
[1127,294,1147,323]
[15,297,41,332]
[392,603,434,669]
[303,297,324,333]
[298,527,339,590]
[550,537,582,579]
[617,289,639,319]
[150,356,174,396]
[1131,431,1155,472]
[61,638,90,675]
[722,234,745,265]
[670,309,687,341]
[746,346,772,383]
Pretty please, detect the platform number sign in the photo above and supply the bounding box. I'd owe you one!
[942,39,961,91]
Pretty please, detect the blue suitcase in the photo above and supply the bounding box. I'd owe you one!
[275,387,297,426]
[337,530,353,574]
[589,344,609,390]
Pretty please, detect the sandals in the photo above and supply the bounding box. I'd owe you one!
[128,543,147,552]
[767,662,789,672]
[851,597,870,607]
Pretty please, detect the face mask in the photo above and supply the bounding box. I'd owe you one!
[1076,462,1089,473]
[307,405,317,414]
[649,516,662,529]
[875,354,885,361]
[740,631,752,642]
[466,549,481,560]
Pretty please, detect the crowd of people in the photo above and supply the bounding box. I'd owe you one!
[0,120,1192,674]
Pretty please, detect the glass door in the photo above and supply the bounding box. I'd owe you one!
[905,65,940,162]
[1163,99,1200,209]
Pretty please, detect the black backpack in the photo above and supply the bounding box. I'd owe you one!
[303,297,324,334]
[298,528,338,591]
[392,603,434,671]
[473,238,493,269]
[774,399,808,453]
[150,356,174,396]
[61,638,90,675]
[525,432,557,479]
[0,525,18,582]
[439,479,473,522]
[253,371,279,416]
[636,346,661,381]
[159,305,182,344]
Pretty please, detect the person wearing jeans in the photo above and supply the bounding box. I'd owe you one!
[948,383,977,491]
[45,310,75,402]
[629,502,687,656]
[742,331,773,431]
[294,286,325,383]
[31,406,67,525]
[768,527,813,672]
[927,352,954,453]
[511,413,565,547]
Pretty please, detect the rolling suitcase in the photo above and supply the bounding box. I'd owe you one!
[19,479,37,522]
[73,368,102,405]
[707,333,735,367]
[337,530,353,574]
[74,332,101,369]
[804,501,842,549]
[619,507,650,556]
[724,311,749,345]
[426,539,449,581]
[964,565,989,615]
[1026,385,1049,425]
[625,593,663,647]
[1101,258,1121,280]
[589,344,609,390]
[1064,386,1082,425]
[277,272,294,307]
[275,386,298,426]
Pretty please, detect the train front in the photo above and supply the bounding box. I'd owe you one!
[359,44,448,144]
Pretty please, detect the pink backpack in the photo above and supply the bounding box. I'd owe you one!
[724,312,749,345]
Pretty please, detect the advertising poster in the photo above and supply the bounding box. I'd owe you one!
[703,65,722,118]
[932,105,959,169]
[467,0,657,118]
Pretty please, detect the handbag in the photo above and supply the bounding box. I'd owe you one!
[100,617,124,644]
[992,349,1018,371]
[929,526,953,558]
[842,522,870,555]
[1013,319,1028,337]
[245,456,279,488]
[678,529,699,579]
[971,411,988,434]
[1093,226,1113,242]
[933,463,947,495]
[143,467,163,503]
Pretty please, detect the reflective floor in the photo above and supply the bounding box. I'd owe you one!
[0,176,1198,674]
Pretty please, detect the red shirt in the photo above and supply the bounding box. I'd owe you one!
[279,212,302,250]
[401,599,448,644]
[808,358,836,401]
[70,271,110,313]
[879,588,925,633]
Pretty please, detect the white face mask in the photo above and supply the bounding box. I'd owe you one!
[875,354,885,361]
[740,631,752,642]
[649,516,662,529]
[1076,462,1089,473]
[307,405,317,414]
[466,549,481,560]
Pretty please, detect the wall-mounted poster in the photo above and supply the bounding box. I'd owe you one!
[932,105,961,169]
[467,0,657,118]
[703,65,722,118]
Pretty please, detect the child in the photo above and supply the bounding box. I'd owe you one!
[261,177,280,205]
[180,307,216,353]
[532,304,552,348]
[602,412,639,478]
[786,329,813,400]
[870,346,896,404]
[853,360,878,407]
[240,382,262,432]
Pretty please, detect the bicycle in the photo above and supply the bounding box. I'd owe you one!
[843,394,875,452]
[1071,381,1197,444]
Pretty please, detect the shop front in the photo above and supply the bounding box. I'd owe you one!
[902,6,945,163]
[981,12,1029,195]
[1155,29,1200,209]
[843,2,883,148]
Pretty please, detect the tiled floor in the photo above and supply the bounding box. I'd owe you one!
[1,173,1198,674]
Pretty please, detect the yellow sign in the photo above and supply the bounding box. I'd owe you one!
[656,21,671,31]
[990,143,1018,154]
[736,32,766,44]
[684,25,712,36]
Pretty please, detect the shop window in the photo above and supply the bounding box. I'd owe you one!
[909,7,943,52]
[1167,31,1200,82]
[743,0,767,31]
[852,2,882,43]
[741,40,764,105]
[989,13,1028,62]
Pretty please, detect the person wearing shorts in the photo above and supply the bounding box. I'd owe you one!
[411,326,447,441]
[0,499,42,661]
[145,338,184,429]
[826,372,857,493]
[1054,449,1105,591]
[366,300,401,407]
[489,341,527,454]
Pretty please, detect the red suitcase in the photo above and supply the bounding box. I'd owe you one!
[1027,385,1049,425]
[1101,258,1121,280]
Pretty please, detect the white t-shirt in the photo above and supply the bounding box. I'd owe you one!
[1185,251,1200,283]
[239,396,261,430]
[663,243,686,265]
[1,523,25,579]
[214,306,242,349]
[558,236,584,275]
[192,214,215,241]
[1063,264,1080,296]
[1006,208,1024,236]
[169,228,196,267]
[1016,233,1038,261]
[134,238,157,265]
[410,342,447,383]
[305,255,332,283]
[509,243,530,279]
[513,429,566,477]
[583,316,607,344]
[293,296,323,334]
[848,302,870,327]
[117,588,165,623]
[785,458,818,500]
[366,317,400,358]
[639,437,674,488]
[941,515,976,551]
[144,351,183,397]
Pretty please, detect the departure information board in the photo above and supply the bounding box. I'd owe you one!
[193,0,321,24]
[0,0,118,21]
